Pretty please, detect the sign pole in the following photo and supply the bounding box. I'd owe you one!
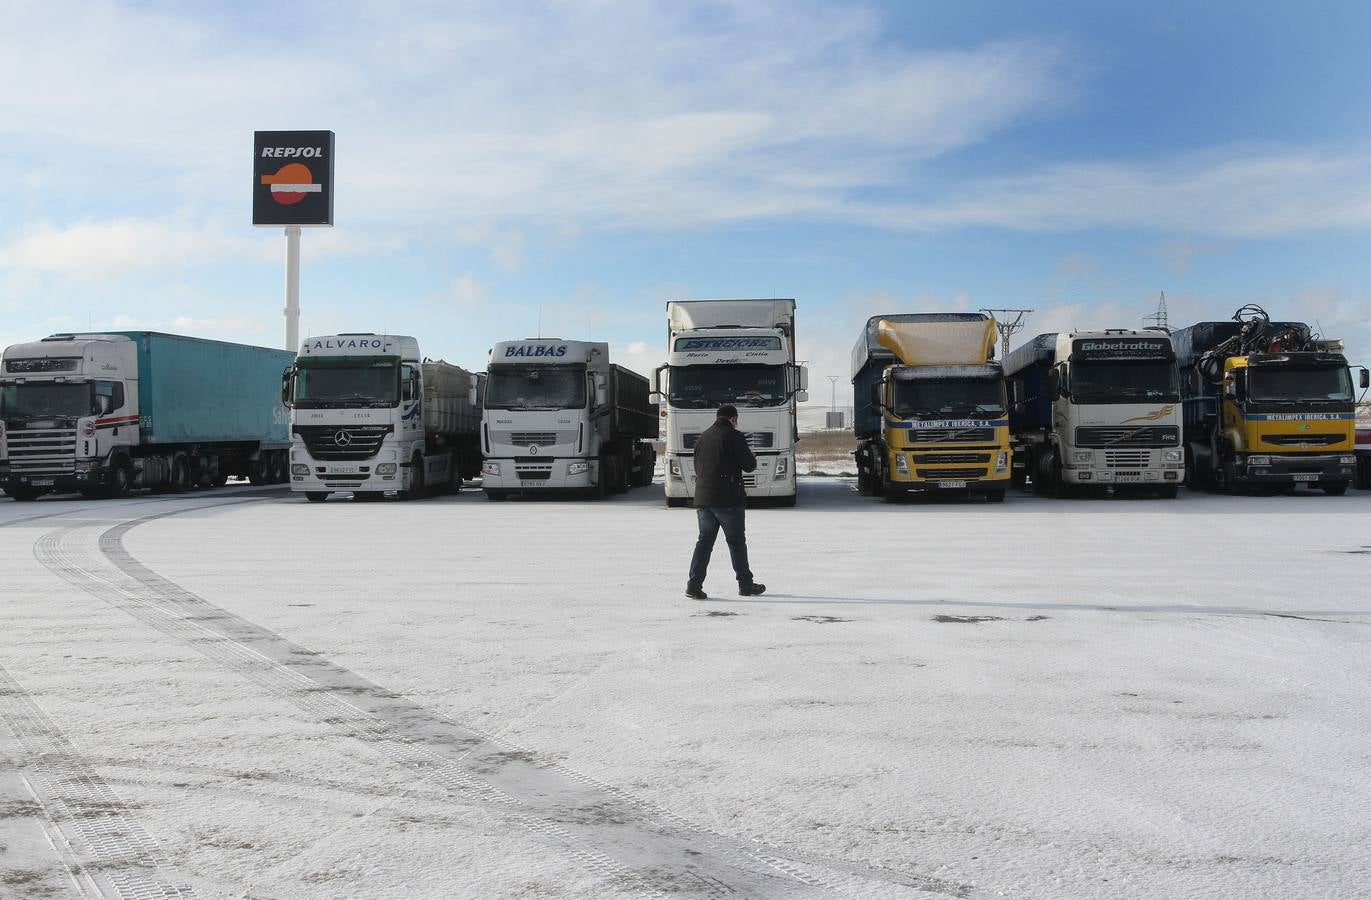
[284,225,301,351]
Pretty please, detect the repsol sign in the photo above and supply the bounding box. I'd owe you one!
[260,147,325,158]
[504,345,569,358]
[253,129,335,227]
[306,337,385,351]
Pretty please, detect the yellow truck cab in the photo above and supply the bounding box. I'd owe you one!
[852,313,1011,502]
[1173,306,1368,495]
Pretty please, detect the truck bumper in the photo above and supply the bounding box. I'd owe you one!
[1233,452,1354,486]
[1062,468,1183,486]
[1061,447,1184,486]
[663,453,797,500]
[2,461,101,495]
[888,471,1011,493]
[289,446,402,494]
[481,457,598,493]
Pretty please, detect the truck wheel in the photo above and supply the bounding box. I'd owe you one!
[1323,483,1348,497]
[170,456,191,493]
[400,456,426,500]
[305,491,329,502]
[108,462,132,499]
[248,460,267,486]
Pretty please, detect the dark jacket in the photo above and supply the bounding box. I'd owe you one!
[692,418,756,507]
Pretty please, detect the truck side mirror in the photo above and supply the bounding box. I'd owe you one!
[595,384,608,407]
[280,366,294,407]
[1360,368,1369,390]
[649,391,663,404]
[797,365,809,392]
[1047,369,1059,400]
[795,390,808,403]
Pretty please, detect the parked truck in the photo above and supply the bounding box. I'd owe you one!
[282,334,481,501]
[1003,330,1184,497]
[852,313,1011,501]
[656,299,807,507]
[0,332,292,500]
[1357,419,1371,490]
[1172,305,1368,495]
[476,339,657,499]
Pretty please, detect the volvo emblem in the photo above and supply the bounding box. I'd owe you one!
[529,445,538,455]
[334,430,353,447]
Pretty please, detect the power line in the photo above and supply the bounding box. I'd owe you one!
[979,308,1033,357]
[1143,291,1170,333]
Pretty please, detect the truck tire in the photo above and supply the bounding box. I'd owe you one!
[170,456,191,493]
[399,456,426,500]
[305,491,329,502]
[1323,482,1348,496]
[108,461,132,499]
[248,459,267,486]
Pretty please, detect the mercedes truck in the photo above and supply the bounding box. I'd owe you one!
[1172,305,1367,495]
[1,332,292,500]
[283,334,482,501]
[476,339,657,499]
[657,299,807,507]
[1003,330,1184,497]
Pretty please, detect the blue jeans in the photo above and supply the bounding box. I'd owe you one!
[688,506,752,589]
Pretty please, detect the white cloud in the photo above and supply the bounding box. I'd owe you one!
[449,274,488,308]
[0,219,269,276]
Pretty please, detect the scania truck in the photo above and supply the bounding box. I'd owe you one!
[0,332,291,500]
[283,334,482,501]
[1003,330,1184,497]
[1172,304,1368,495]
[657,299,807,507]
[851,313,1011,501]
[476,339,657,499]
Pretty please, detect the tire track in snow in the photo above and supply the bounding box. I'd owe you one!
[0,660,195,899]
[33,501,975,899]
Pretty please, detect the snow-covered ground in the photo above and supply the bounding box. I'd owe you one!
[2,481,1369,898]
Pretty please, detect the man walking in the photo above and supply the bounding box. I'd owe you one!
[685,404,766,600]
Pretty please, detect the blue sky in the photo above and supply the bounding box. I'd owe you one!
[3,1,1370,395]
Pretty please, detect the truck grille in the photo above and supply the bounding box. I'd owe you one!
[917,467,987,479]
[1104,449,1152,468]
[682,431,774,450]
[509,432,558,446]
[911,453,990,464]
[4,428,77,474]
[514,466,552,481]
[1075,426,1179,447]
[293,425,392,460]
[1262,434,1344,446]
[911,427,995,443]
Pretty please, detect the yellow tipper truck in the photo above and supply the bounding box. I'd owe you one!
[1172,304,1369,495]
[852,313,1011,501]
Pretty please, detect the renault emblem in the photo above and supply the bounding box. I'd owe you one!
[529,445,539,455]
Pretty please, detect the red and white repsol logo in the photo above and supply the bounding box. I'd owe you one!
[260,147,324,158]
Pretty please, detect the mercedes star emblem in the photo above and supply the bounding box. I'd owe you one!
[334,430,353,447]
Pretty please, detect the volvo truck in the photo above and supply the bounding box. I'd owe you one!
[283,334,482,501]
[657,299,807,507]
[0,332,291,500]
[476,339,657,499]
[1172,305,1367,495]
[852,313,1011,501]
[1003,330,1184,497]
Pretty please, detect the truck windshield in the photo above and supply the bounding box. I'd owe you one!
[1070,362,1178,403]
[294,357,399,408]
[669,365,787,408]
[484,365,587,410]
[1248,366,1353,402]
[0,382,95,419]
[893,378,1005,419]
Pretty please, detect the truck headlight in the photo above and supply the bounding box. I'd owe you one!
[995,452,1008,472]
[291,463,310,476]
[1072,450,1091,464]
[567,461,590,475]
[895,454,909,474]
[1163,449,1183,463]
[376,463,398,475]
[669,459,682,477]
[775,457,788,476]
[481,461,500,476]
[1246,455,1270,466]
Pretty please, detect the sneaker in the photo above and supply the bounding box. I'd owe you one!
[685,587,708,600]
[738,582,766,596]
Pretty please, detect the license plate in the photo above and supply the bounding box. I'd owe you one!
[1113,473,1143,483]
[520,480,544,488]
[330,466,359,474]
[937,480,968,489]
[30,478,54,486]
[1292,473,1318,482]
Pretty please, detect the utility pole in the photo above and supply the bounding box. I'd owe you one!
[979,308,1033,358]
[1143,291,1170,333]
[826,376,840,411]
